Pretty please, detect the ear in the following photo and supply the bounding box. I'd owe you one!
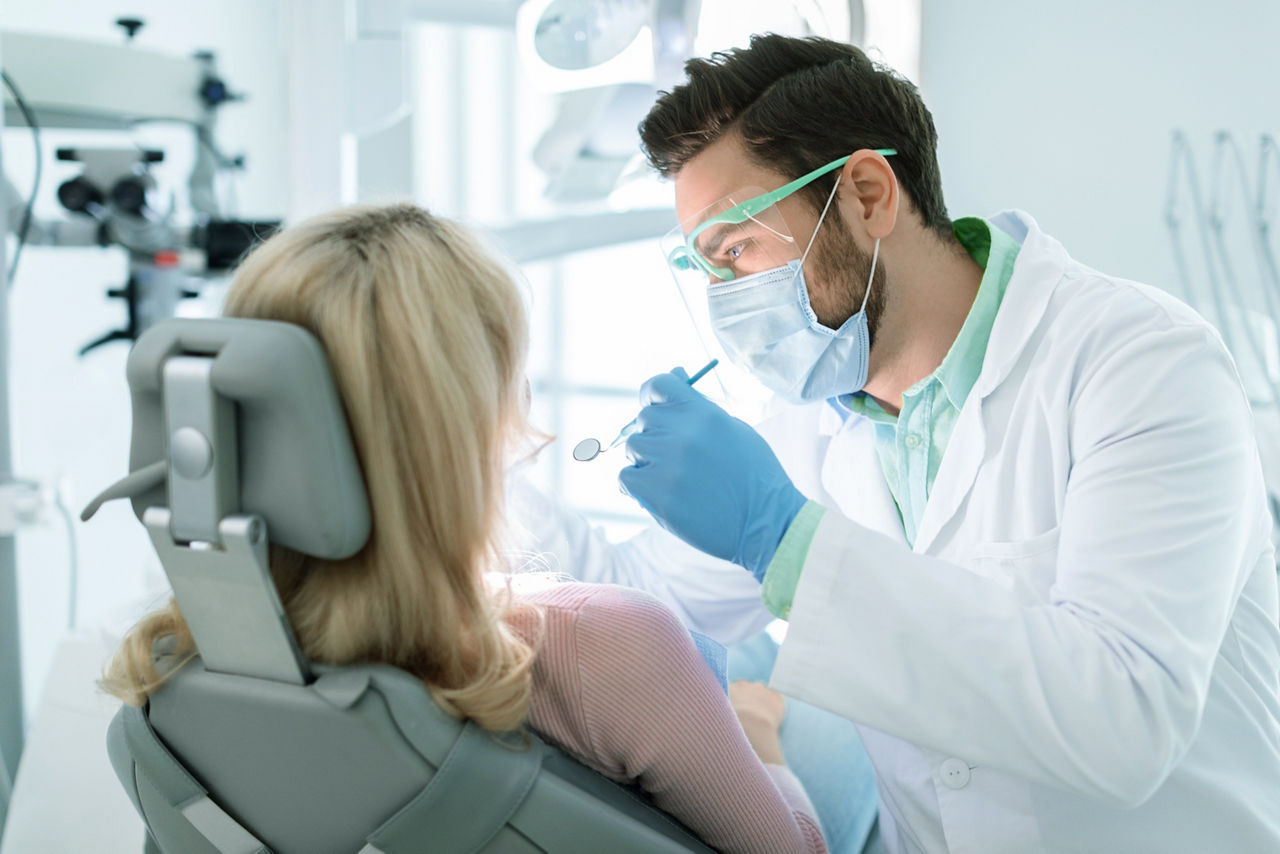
[839,149,899,240]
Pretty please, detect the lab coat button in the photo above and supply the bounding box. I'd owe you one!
[940,758,971,789]
[904,433,922,449]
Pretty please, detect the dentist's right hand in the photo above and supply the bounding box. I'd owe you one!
[619,369,807,581]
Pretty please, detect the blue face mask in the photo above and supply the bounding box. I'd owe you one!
[706,175,881,403]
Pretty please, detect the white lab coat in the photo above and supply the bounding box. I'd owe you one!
[509,211,1280,853]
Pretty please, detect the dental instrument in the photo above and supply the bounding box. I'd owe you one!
[572,359,718,462]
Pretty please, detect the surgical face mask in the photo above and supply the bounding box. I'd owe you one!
[706,175,881,402]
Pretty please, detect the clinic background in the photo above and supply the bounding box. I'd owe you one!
[0,0,1276,830]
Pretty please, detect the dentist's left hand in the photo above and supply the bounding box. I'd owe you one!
[619,369,807,581]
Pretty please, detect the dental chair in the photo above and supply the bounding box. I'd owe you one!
[92,318,717,854]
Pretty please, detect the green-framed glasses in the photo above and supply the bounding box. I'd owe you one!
[664,149,897,282]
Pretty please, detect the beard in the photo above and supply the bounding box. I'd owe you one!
[803,205,887,348]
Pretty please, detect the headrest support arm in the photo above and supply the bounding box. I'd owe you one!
[144,507,309,684]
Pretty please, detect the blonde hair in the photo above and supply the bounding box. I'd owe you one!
[103,203,543,731]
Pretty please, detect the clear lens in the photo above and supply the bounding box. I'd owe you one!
[661,188,798,285]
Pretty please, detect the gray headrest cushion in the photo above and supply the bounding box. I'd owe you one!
[126,317,371,559]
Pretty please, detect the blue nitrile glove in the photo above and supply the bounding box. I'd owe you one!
[619,368,808,581]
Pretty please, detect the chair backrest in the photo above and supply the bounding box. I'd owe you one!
[95,317,716,854]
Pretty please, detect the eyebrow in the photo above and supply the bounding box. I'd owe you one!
[698,223,737,260]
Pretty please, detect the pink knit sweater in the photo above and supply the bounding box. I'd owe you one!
[508,582,827,854]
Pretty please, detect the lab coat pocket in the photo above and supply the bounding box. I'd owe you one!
[962,526,1061,600]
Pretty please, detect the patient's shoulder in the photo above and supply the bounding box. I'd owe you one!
[517,581,696,691]
[516,582,694,771]
[521,582,687,646]
[516,578,661,613]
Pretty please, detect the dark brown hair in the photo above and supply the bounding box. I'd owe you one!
[639,34,951,238]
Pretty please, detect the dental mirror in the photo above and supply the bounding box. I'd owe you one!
[573,437,604,462]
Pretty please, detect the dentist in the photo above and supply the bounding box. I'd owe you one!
[587,33,1280,854]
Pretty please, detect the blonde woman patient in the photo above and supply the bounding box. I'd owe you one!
[103,203,827,854]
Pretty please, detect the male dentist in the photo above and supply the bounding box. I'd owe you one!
[523,33,1280,854]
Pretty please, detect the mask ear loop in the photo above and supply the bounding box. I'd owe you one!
[795,171,881,316]
[859,238,881,314]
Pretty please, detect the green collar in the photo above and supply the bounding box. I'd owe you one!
[932,217,1019,409]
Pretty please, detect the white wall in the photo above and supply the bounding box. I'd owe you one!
[2,0,289,720]
[919,0,1277,291]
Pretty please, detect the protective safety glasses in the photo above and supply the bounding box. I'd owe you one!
[661,149,897,285]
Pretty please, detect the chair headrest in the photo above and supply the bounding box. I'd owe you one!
[119,317,371,559]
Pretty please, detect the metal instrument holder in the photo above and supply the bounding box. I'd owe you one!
[1207,132,1280,405]
[1258,136,1280,298]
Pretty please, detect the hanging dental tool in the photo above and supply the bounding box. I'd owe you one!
[1208,132,1280,404]
[1257,135,1280,300]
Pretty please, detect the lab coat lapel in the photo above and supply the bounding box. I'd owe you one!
[822,416,908,545]
[914,397,986,552]
[913,211,1067,553]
